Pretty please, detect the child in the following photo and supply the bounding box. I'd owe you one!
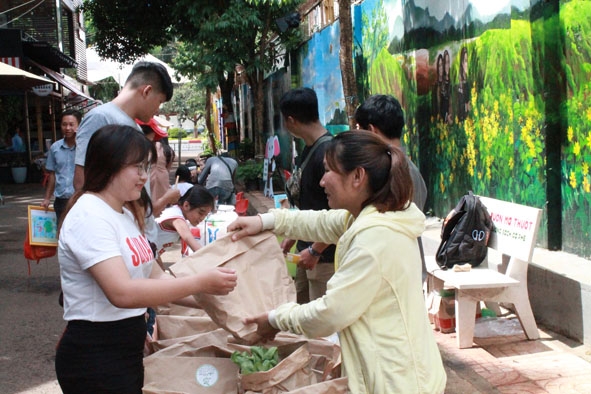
[156,185,214,256]
[174,164,194,197]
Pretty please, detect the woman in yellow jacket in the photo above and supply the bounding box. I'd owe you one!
[229,130,446,394]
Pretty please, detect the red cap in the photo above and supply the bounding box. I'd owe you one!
[135,117,168,141]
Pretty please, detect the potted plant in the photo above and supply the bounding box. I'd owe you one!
[235,160,264,191]
[10,153,28,184]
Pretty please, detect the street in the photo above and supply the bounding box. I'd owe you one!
[1,181,591,394]
[0,182,63,394]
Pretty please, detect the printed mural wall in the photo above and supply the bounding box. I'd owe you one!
[299,22,349,135]
[346,0,591,257]
[270,22,350,175]
[275,0,591,257]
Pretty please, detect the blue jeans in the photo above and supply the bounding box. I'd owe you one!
[207,186,235,205]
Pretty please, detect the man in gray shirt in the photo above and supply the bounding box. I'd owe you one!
[198,153,238,205]
[74,61,174,200]
[354,94,427,210]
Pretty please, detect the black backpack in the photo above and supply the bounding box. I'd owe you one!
[435,191,493,269]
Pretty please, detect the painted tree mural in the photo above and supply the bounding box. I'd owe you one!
[346,0,591,257]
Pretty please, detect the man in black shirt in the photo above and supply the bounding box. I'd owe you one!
[279,88,335,303]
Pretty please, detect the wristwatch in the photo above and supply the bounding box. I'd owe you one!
[308,245,321,257]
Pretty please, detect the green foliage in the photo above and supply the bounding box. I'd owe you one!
[358,0,390,97]
[236,160,264,183]
[361,0,389,77]
[161,81,205,128]
[368,48,419,160]
[238,138,255,160]
[83,0,303,88]
[88,76,120,103]
[231,346,279,375]
[201,137,222,157]
[83,11,97,47]
[80,0,173,63]
[167,127,187,139]
[419,27,547,217]
[559,0,591,254]
[370,17,551,243]
[473,21,535,96]
[171,0,304,91]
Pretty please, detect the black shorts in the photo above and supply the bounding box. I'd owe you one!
[55,314,146,394]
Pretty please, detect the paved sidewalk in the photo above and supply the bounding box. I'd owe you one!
[1,182,590,394]
[245,190,591,394]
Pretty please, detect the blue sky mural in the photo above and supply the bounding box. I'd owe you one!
[301,22,346,127]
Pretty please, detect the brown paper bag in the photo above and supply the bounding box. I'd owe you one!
[155,302,208,316]
[147,343,234,361]
[260,333,342,382]
[155,314,220,340]
[143,356,238,394]
[229,333,342,383]
[284,377,349,393]
[238,344,317,394]
[149,328,230,354]
[169,231,296,343]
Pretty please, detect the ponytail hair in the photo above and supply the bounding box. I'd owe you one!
[325,130,413,212]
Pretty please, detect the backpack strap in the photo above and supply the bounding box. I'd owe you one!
[219,156,236,190]
[297,135,332,172]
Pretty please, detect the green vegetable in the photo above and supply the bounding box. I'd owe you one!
[231,346,279,375]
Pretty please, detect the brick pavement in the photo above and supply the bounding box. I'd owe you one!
[245,190,591,394]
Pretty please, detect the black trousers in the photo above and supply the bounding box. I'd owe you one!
[55,315,146,394]
[54,197,70,225]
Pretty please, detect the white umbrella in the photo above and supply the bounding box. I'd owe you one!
[86,47,188,87]
[0,62,54,90]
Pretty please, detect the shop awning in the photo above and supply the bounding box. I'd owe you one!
[29,60,94,101]
[23,41,78,69]
[0,61,54,90]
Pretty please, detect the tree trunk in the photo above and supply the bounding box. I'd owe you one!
[253,10,272,158]
[338,0,357,129]
[253,68,265,157]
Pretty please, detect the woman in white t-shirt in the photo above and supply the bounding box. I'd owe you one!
[55,125,237,394]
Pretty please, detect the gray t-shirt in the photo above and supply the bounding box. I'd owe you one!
[408,158,427,211]
[198,156,238,191]
[75,102,139,166]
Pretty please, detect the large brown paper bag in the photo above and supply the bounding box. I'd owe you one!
[169,231,296,343]
[238,344,317,394]
[155,302,208,316]
[284,377,349,393]
[147,343,234,361]
[230,333,342,384]
[149,328,230,354]
[155,314,220,340]
[270,333,341,375]
[143,356,238,394]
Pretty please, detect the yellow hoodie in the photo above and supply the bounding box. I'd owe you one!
[263,204,446,394]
